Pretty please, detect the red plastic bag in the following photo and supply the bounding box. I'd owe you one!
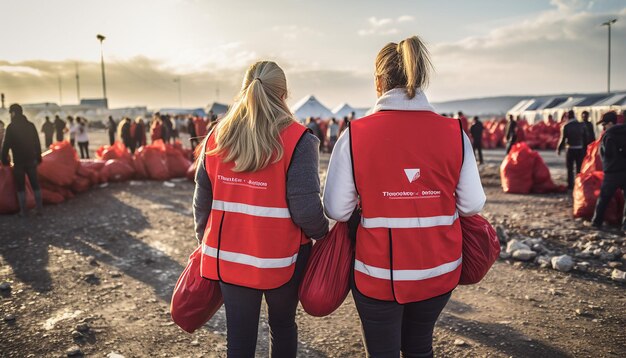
[171,246,223,333]
[580,139,602,175]
[165,145,193,178]
[100,159,135,182]
[132,155,149,180]
[136,141,170,180]
[96,142,132,165]
[530,152,567,193]
[37,141,79,187]
[500,142,535,194]
[573,171,624,224]
[41,188,64,205]
[71,176,91,193]
[0,166,36,214]
[459,215,500,285]
[299,222,354,317]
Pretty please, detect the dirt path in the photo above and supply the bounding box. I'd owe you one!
[1,150,624,357]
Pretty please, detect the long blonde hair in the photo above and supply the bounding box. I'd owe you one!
[375,35,433,99]
[207,61,295,172]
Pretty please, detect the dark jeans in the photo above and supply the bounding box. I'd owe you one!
[592,171,626,227]
[566,148,585,189]
[108,131,116,146]
[44,134,53,148]
[219,243,311,358]
[56,131,64,142]
[13,162,41,192]
[505,137,517,154]
[78,141,90,159]
[352,280,451,358]
[473,141,483,164]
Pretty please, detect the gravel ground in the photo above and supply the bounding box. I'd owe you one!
[1,133,624,357]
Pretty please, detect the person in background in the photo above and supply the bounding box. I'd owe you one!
[67,116,77,148]
[327,117,339,152]
[161,114,172,144]
[458,111,469,135]
[504,114,518,154]
[591,112,626,231]
[41,116,54,148]
[150,116,163,143]
[76,117,90,159]
[581,110,595,154]
[187,116,198,149]
[106,116,116,145]
[557,110,587,190]
[53,115,66,142]
[194,60,328,356]
[1,104,43,216]
[338,115,350,136]
[306,117,322,151]
[470,116,484,164]
[324,35,485,358]
[0,119,5,153]
[118,117,133,151]
[134,117,147,149]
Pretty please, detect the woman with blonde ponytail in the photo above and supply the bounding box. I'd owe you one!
[193,61,328,357]
[324,36,485,357]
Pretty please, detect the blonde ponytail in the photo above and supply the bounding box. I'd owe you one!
[375,35,433,99]
[207,61,295,172]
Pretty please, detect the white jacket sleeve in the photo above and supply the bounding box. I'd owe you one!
[456,132,486,216]
[323,129,358,222]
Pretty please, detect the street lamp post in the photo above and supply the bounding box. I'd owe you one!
[174,77,182,107]
[601,19,617,94]
[96,34,108,108]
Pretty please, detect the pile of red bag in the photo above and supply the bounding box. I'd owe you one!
[476,117,563,150]
[480,118,507,149]
[573,139,625,224]
[500,142,567,194]
[0,140,196,214]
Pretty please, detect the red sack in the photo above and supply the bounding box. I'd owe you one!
[580,139,602,175]
[41,188,64,205]
[500,142,535,194]
[573,171,624,224]
[132,155,149,180]
[137,141,170,180]
[459,215,500,285]
[0,166,36,214]
[165,145,193,178]
[37,141,79,187]
[171,246,223,333]
[71,176,91,193]
[100,159,135,182]
[299,222,354,317]
[530,152,567,193]
[79,159,106,172]
[96,142,132,165]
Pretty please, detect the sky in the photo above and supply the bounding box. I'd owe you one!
[0,0,624,110]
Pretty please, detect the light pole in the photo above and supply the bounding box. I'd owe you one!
[173,77,182,107]
[601,19,617,94]
[96,34,108,107]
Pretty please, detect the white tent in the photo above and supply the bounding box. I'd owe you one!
[332,103,355,118]
[291,95,333,121]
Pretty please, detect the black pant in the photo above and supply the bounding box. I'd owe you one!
[56,131,64,142]
[592,171,626,227]
[108,131,116,146]
[505,137,517,154]
[566,148,584,190]
[352,281,451,358]
[13,162,41,192]
[78,141,90,159]
[44,134,53,148]
[219,244,311,358]
[472,141,483,164]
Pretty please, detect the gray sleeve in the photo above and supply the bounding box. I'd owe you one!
[287,132,329,240]
[193,150,212,245]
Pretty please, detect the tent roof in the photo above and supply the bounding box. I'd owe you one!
[158,108,206,117]
[592,93,626,107]
[576,94,612,107]
[332,103,355,118]
[553,97,585,109]
[291,95,333,120]
[206,102,229,115]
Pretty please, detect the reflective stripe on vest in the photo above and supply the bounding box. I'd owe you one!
[354,256,462,281]
[212,199,291,219]
[360,211,459,229]
[203,244,298,269]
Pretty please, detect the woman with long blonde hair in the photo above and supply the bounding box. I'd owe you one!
[324,36,485,357]
[193,61,328,357]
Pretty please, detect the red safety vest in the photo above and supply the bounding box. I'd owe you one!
[350,110,464,304]
[200,122,309,290]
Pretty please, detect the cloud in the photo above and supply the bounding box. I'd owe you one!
[358,16,411,36]
[397,15,415,23]
[271,25,324,40]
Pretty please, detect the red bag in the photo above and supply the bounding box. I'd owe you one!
[459,215,500,285]
[500,142,535,193]
[136,141,170,180]
[0,166,36,214]
[132,155,149,180]
[41,188,64,205]
[299,222,354,317]
[530,152,567,193]
[100,159,135,182]
[165,144,193,178]
[171,246,223,333]
[96,142,132,165]
[37,141,79,187]
[580,139,602,175]
[573,171,624,224]
[71,176,92,193]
